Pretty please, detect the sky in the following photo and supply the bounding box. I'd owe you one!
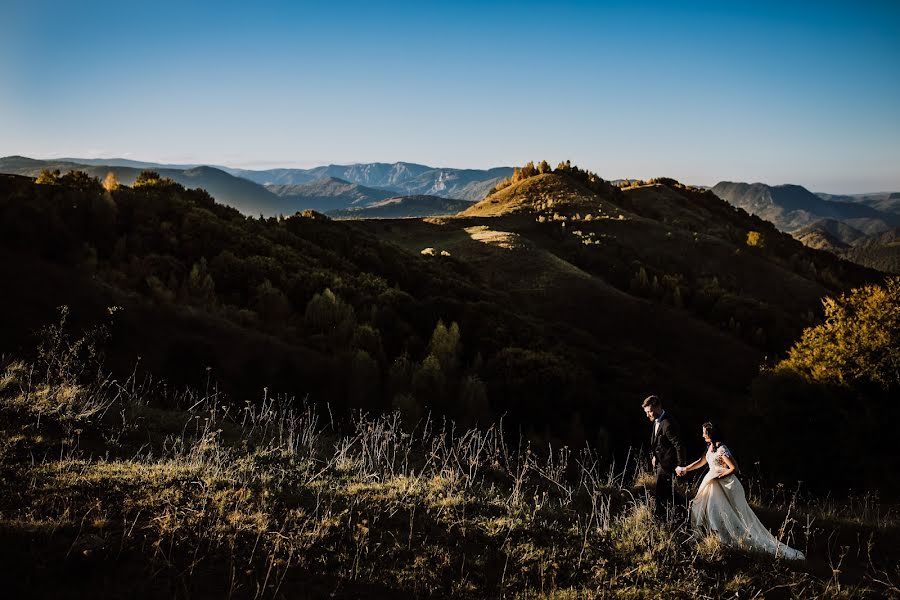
[1,1,899,193]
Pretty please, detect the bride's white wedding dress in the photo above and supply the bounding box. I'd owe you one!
[690,445,805,560]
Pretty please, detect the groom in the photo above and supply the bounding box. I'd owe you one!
[642,395,686,521]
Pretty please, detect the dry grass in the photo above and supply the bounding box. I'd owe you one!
[0,319,898,598]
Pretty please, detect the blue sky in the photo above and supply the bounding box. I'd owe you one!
[2,1,899,192]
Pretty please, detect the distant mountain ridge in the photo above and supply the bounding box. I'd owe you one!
[327,195,473,219]
[816,191,900,215]
[0,156,290,216]
[711,181,900,234]
[227,162,434,188]
[795,219,900,273]
[229,163,513,201]
[56,157,207,170]
[0,156,513,216]
[265,177,398,212]
[793,219,867,249]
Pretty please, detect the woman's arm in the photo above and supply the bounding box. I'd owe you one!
[717,453,737,478]
[676,454,707,476]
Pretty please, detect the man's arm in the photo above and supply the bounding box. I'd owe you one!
[665,419,687,466]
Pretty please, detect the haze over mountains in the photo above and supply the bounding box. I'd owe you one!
[0,156,510,218]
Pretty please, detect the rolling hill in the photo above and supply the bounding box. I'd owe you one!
[0,156,290,216]
[461,171,618,217]
[817,191,900,215]
[359,171,881,464]
[2,156,513,211]
[792,218,866,250]
[266,177,397,211]
[841,228,900,273]
[2,161,898,600]
[0,164,884,492]
[791,219,900,273]
[326,195,473,219]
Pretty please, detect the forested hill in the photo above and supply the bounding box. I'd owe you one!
[0,156,287,216]
[0,166,887,493]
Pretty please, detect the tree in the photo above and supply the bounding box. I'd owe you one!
[255,279,291,329]
[351,324,384,364]
[59,170,100,191]
[304,288,355,341]
[777,277,900,391]
[411,354,445,407]
[629,266,649,294]
[134,170,162,187]
[673,285,684,309]
[102,171,120,192]
[427,320,461,374]
[187,258,217,309]
[36,169,60,185]
[746,230,764,248]
[458,374,491,427]
[388,353,414,398]
[348,349,380,407]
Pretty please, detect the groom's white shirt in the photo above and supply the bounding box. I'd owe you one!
[654,410,666,437]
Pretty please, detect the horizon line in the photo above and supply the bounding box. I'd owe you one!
[4,153,899,195]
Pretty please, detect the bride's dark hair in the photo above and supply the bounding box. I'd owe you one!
[702,421,726,450]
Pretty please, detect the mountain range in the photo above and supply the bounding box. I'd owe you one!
[0,156,289,216]
[794,219,900,273]
[817,191,900,215]
[0,165,879,476]
[2,165,896,598]
[0,156,511,217]
[265,177,399,212]
[710,181,900,273]
[327,195,474,219]
[4,155,899,272]
[710,181,900,234]
[228,163,512,201]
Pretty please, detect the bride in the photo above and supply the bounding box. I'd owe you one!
[676,422,805,560]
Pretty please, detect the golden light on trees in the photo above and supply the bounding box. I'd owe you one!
[102,171,119,191]
[778,277,900,390]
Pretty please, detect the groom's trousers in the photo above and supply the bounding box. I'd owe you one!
[654,468,685,521]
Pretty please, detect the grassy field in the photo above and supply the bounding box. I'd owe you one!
[1,327,898,599]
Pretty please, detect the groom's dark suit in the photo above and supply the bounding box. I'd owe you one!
[651,411,687,520]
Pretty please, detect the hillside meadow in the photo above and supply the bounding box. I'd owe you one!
[0,165,898,596]
[1,324,898,598]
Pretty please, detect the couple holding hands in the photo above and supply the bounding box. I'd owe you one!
[643,394,804,560]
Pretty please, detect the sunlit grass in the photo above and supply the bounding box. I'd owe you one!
[1,324,898,598]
